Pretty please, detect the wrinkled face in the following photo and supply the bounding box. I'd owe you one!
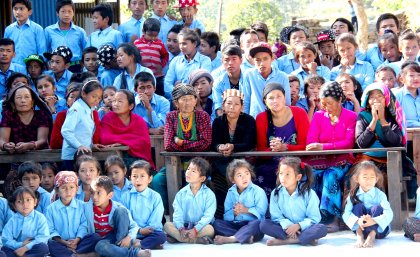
[36,78,55,97]
[319,41,335,57]
[167,32,180,55]
[178,36,197,57]
[222,95,242,119]
[193,77,212,99]
[379,41,400,62]
[57,5,74,24]
[130,168,152,192]
[378,18,399,36]
[102,88,116,107]
[129,0,147,19]
[357,168,378,192]
[232,167,251,192]
[400,39,419,61]
[332,21,350,37]
[264,89,286,112]
[367,89,386,109]
[376,70,397,89]
[83,52,98,73]
[174,94,197,114]
[112,92,133,115]
[152,0,168,17]
[13,87,33,113]
[21,173,41,192]
[320,96,341,114]
[0,44,15,65]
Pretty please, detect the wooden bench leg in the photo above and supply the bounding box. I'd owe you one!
[387,151,405,230]
[413,133,420,186]
[165,156,182,220]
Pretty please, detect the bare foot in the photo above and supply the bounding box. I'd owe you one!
[132,239,141,248]
[310,239,319,246]
[195,236,213,245]
[355,228,364,248]
[137,249,151,257]
[266,238,299,246]
[214,235,237,245]
[363,231,376,248]
[414,234,420,242]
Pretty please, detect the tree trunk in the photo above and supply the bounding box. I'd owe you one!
[352,0,369,52]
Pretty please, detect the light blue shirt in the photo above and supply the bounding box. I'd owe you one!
[277,51,300,74]
[52,97,68,121]
[394,87,420,128]
[291,65,331,94]
[87,26,124,49]
[330,59,374,90]
[61,99,95,160]
[44,22,88,62]
[163,51,182,75]
[178,19,206,33]
[342,100,355,112]
[211,54,222,72]
[240,58,254,72]
[172,184,216,232]
[118,16,145,43]
[44,69,73,99]
[45,198,88,240]
[269,186,321,231]
[113,63,154,92]
[296,97,309,112]
[112,178,133,203]
[36,187,51,214]
[1,210,49,250]
[84,200,138,240]
[164,52,212,99]
[100,68,121,87]
[4,19,47,66]
[365,43,384,71]
[0,63,27,97]
[0,198,13,247]
[133,94,169,128]
[415,187,420,218]
[75,181,91,203]
[243,68,291,118]
[151,13,177,50]
[343,187,393,233]
[212,68,245,112]
[224,183,268,222]
[121,187,164,232]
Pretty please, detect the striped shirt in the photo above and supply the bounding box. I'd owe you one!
[93,201,113,237]
[133,36,169,77]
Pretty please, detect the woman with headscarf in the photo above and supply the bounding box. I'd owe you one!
[306,81,357,232]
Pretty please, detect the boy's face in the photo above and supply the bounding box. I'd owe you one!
[92,11,108,30]
[144,31,159,42]
[401,70,420,90]
[240,33,259,56]
[27,61,42,79]
[289,81,300,102]
[41,168,55,192]
[129,0,147,19]
[57,4,74,24]
[22,172,41,192]
[331,21,349,37]
[49,55,68,74]
[167,32,180,55]
[379,41,400,62]
[179,6,196,21]
[378,18,399,36]
[193,77,212,99]
[13,3,32,24]
[400,39,419,61]
[222,54,242,76]
[136,80,155,100]
[0,44,15,65]
[152,0,168,17]
[319,41,335,57]
[83,52,99,73]
[91,185,113,209]
[58,183,78,205]
[253,52,273,76]
[199,40,214,57]
[289,31,307,48]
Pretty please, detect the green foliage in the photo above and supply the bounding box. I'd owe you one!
[372,0,404,13]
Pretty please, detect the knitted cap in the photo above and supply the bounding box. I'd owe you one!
[97,44,116,65]
[188,69,213,86]
[172,83,197,101]
[263,82,285,99]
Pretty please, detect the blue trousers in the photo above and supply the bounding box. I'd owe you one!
[352,203,390,239]
[137,230,166,249]
[95,207,140,257]
[48,233,101,257]
[213,219,263,244]
[2,243,49,257]
[260,219,328,245]
[0,250,6,257]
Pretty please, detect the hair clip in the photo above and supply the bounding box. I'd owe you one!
[300,162,305,169]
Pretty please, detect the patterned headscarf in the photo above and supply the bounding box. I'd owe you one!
[172,83,197,101]
[55,171,78,188]
[361,82,407,144]
[319,81,345,103]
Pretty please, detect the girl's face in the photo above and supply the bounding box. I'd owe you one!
[78,161,99,186]
[130,168,152,192]
[306,82,322,99]
[11,77,29,88]
[337,41,357,64]
[290,81,300,102]
[264,89,286,112]
[400,39,419,61]
[14,192,36,217]
[103,88,116,107]
[289,30,307,48]
[336,76,356,95]
[36,78,56,97]
[41,168,55,192]
[112,92,133,115]
[367,90,386,109]
[320,96,341,114]
[117,48,135,68]
[319,41,336,57]
[66,91,79,107]
[178,36,197,57]
[82,88,103,108]
[185,163,205,185]
[192,77,212,99]
[379,41,400,62]
[13,87,33,113]
[376,70,397,89]
[27,61,43,79]
[332,21,350,37]
[232,167,251,193]
[107,164,126,188]
[222,96,243,119]
[174,95,197,114]
[297,49,316,69]
[58,183,78,205]
[278,164,301,192]
[83,52,99,73]
[401,70,420,90]
[357,168,378,192]
[21,172,41,192]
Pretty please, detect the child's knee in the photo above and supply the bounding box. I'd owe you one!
[369,205,384,217]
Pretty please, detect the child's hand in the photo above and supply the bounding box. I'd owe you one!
[286,224,301,238]
[363,215,377,227]
[67,238,80,250]
[183,14,194,27]
[14,246,28,257]
[185,228,198,240]
[22,238,32,246]
[344,91,356,101]
[357,216,367,230]
[140,227,154,236]
[307,62,318,74]
[320,55,332,69]
[118,235,132,248]
[180,228,189,240]
[234,202,248,216]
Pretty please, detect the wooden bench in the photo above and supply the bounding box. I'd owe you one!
[150,135,165,171]
[161,147,407,230]
[407,128,420,186]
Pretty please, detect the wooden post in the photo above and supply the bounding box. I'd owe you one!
[165,156,182,219]
[387,151,405,230]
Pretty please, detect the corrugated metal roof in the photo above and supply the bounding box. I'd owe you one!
[30,0,57,28]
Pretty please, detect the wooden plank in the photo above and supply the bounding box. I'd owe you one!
[150,135,165,171]
[387,151,405,230]
[165,156,182,220]
[407,128,420,186]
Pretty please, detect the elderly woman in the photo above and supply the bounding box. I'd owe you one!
[306,81,357,232]
[255,82,310,197]
[100,89,154,168]
[211,88,256,218]
[0,84,52,198]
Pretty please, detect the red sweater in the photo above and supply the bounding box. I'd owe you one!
[256,106,310,151]
[50,110,101,149]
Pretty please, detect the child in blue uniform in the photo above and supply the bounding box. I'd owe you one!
[164,157,216,244]
[46,171,100,257]
[1,186,50,257]
[17,161,51,214]
[36,74,67,121]
[213,159,267,245]
[260,157,327,246]
[342,161,393,248]
[122,160,166,249]
[105,155,132,203]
